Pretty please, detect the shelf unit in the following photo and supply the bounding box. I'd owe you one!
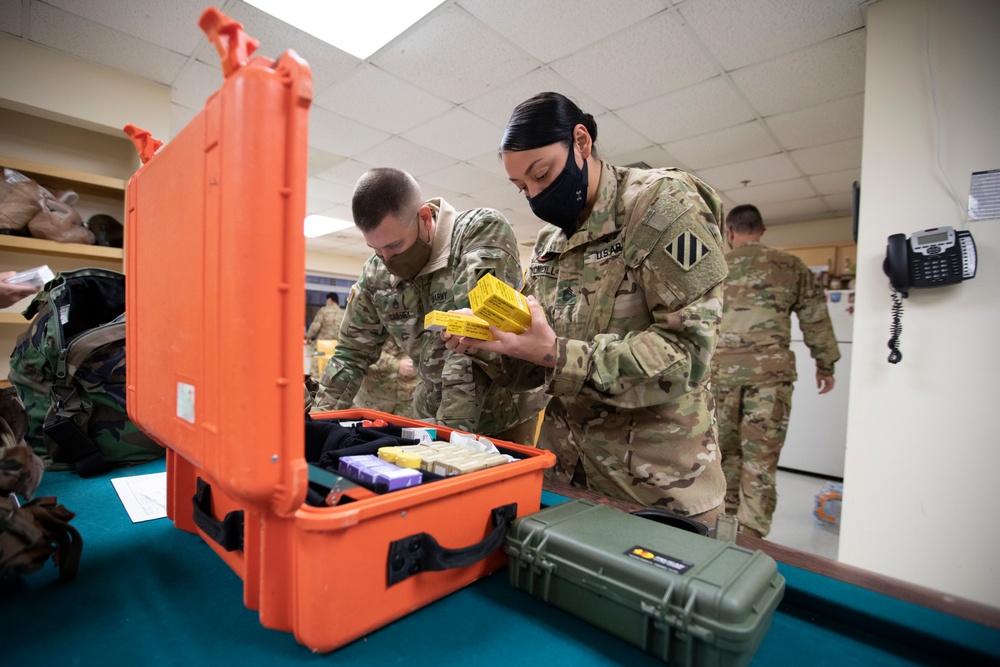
[0,155,126,378]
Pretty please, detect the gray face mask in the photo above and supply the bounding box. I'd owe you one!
[383,222,432,280]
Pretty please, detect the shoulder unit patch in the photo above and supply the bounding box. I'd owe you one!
[664,230,709,271]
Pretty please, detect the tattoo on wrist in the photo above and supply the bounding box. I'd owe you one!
[543,353,553,363]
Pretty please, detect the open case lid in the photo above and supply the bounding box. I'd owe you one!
[124,8,311,516]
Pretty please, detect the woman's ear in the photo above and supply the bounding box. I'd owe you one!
[573,123,592,161]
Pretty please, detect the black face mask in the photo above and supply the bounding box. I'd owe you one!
[527,142,589,238]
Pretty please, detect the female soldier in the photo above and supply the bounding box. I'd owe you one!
[448,92,728,524]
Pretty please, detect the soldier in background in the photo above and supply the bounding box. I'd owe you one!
[711,204,840,538]
[305,292,344,381]
[445,92,728,524]
[354,337,418,418]
[312,168,545,446]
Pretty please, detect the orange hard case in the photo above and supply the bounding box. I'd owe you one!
[124,8,553,653]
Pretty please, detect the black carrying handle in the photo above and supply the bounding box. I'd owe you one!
[193,478,244,552]
[386,503,517,586]
[631,508,710,536]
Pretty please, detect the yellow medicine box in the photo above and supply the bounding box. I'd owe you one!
[423,310,494,341]
[472,273,532,328]
[468,286,526,334]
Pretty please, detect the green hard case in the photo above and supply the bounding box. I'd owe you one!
[505,499,784,666]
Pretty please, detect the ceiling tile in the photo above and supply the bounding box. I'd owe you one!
[313,158,375,187]
[169,103,198,139]
[698,154,801,192]
[308,106,390,158]
[462,68,607,127]
[758,197,833,224]
[313,64,453,135]
[664,121,779,170]
[28,1,187,86]
[616,77,755,144]
[551,11,718,110]
[170,59,223,110]
[307,148,345,176]
[420,162,508,196]
[593,112,656,156]
[608,145,681,170]
[353,137,455,178]
[823,192,854,212]
[221,1,360,92]
[465,150,509,179]
[469,183,531,213]
[791,138,863,175]
[810,168,861,196]
[42,0,208,54]
[722,177,817,206]
[680,0,865,70]
[401,107,504,161]
[371,6,540,104]
[1,0,22,37]
[447,194,482,212]
[307,177,354,206]
[457,0,664,63]
[414,180,464,205]
[731,30,866,117]
[766,94,865,150]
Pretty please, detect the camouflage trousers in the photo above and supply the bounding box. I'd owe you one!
[712,382,793,537]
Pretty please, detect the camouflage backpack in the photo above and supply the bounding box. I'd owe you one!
[7,268,163,477]
[0,386,82,583]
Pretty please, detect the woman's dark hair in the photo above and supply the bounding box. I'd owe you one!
[500,92,598,154]
[325,292,339,305]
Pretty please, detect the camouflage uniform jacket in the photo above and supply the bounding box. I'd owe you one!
[510,162,729,513]
[712,242,840,385]
[306,304,344,342]
[313,199,544,435]
[354,337,418,417]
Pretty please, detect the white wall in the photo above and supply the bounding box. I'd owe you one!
[841,0,1000,608]
[0,33,170,144]
[764,216,853,247]
[305,249,365,280]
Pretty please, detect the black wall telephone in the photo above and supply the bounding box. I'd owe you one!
[882,226,977,363]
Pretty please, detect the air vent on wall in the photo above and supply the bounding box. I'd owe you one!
[624,161,652,169]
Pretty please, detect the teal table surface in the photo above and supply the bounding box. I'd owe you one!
[4,458,999,666]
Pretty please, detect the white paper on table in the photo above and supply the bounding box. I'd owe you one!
[111,472,167,522]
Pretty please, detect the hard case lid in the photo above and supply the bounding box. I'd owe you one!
[125,8,311,516]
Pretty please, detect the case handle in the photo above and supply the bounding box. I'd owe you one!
[386,503,517,586]
[631,508,709,536]
[192,478,244,552]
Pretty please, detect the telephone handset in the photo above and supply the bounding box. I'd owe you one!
[883,226,977,297]
[882,226,977,364]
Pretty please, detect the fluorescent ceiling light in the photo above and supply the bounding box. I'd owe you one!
[243,0,446,59]
[304,214,354,238]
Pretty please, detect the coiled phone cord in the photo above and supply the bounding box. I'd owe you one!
[888,288,904,364]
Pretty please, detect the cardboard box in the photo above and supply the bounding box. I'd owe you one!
[423,310,494,340]
[470,273,531,328]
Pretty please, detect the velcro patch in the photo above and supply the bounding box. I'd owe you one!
[664,230,709,271]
